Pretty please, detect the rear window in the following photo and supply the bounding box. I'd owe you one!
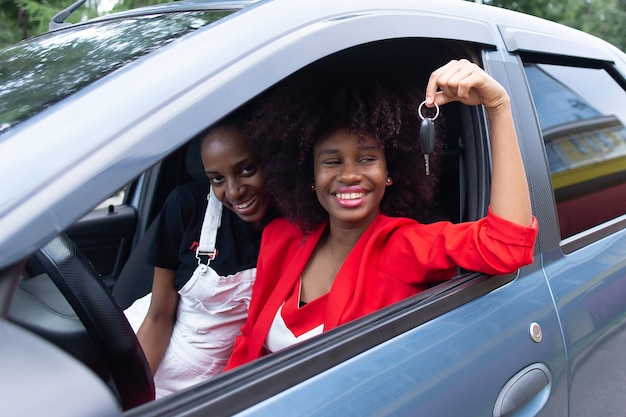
[0,10,234,134]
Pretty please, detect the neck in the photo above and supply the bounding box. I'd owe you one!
[326,212,377,251]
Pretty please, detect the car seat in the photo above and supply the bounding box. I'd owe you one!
[112,134,209,309]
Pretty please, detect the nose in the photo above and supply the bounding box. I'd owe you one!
[338,161,362,184]
[225,179,244,201]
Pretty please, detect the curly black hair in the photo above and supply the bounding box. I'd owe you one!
[245,72,445,233]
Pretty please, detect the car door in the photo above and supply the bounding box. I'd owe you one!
[127,5,567,416]
[500,24,626,417]
[64,183,138,288]
[7,1,619,416]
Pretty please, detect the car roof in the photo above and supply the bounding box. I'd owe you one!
[0,0,623,266]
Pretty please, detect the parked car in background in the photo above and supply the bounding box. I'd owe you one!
[1,0,625,416]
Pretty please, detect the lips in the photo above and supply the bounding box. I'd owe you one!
[332,187,368,208]
[232,194,258,213]
[334,192,365,200]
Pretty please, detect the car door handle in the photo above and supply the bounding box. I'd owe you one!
[493,363,551,417]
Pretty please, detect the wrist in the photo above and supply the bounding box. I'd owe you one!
[484,96,511,117]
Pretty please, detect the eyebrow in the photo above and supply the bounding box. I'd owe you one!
[317,149,340,156]
[205,158,256,175]
[317,145,381,156]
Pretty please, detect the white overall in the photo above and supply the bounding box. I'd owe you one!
[124,187,254,398]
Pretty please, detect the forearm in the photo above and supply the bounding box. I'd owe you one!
[424,59,533,227]
[137,266,179,375]
[486,100,533,227]
[137,316,175,375]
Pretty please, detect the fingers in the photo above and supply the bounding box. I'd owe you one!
[426,59,480,106]
[425,60,459,106]
[425,59,506,109]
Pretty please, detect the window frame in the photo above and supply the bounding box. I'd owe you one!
[127,43,519,416]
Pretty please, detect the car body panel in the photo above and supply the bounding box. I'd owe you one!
[543,234,626,417]
[232,266,566,417]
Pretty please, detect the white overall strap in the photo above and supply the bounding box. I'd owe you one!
[196,186,223,265]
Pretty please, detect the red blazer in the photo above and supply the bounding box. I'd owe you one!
[225,209,537,370]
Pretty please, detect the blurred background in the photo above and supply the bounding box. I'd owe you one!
[0,0,624,51]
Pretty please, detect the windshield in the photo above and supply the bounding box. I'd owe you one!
[0,10,234,134]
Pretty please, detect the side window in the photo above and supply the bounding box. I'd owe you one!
[523,63,626,239]
[94,184,130,210]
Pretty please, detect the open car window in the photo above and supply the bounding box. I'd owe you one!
[120,39,506,407]
[9,34,507,412]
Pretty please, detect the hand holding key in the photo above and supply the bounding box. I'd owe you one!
[424,59,510,112]
[423,59,532,227]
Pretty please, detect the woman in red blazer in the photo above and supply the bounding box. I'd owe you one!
[225,60,538,369]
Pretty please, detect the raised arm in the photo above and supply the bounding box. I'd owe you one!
[425,59,533,226]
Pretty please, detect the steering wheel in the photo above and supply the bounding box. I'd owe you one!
[30,234,155,410]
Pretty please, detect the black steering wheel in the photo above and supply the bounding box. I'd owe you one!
[30,234,155,410]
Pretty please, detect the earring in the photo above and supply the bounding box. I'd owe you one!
[310,184,316,191]
[386,177,392,185]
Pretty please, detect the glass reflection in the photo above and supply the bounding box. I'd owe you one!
[0,11,232,134]
[525,63,626,238]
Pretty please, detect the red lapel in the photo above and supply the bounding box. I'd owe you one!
[247,222,327,358]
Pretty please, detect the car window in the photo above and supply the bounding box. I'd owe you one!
[523,62,626,240]
[0,10,235,134]
[94,184,130,210]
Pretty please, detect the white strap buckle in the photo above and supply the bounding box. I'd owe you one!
[196,186,222,266]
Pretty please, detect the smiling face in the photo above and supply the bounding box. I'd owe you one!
[201,126,271,230]
[313,128,392,230]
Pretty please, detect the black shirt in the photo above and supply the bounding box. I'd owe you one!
[147,182,263,290]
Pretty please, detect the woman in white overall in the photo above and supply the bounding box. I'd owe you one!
[124,118,273,398]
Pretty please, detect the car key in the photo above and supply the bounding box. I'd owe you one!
[420,117,435,175]
[417,101,439,175]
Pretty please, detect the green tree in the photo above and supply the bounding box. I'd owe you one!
[0,0,30,46]
[109,0,171,12]
[479,0,626,52]
[1,0,94,48]
[0,0,169,49]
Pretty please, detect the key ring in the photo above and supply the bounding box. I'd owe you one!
[417,100,439,121]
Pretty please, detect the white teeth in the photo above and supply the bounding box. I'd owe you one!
[335,192,365,200]
[235,195,257,210]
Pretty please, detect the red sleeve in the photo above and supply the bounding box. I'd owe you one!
[381,207,538,284]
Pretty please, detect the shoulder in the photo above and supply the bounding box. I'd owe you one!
[259,218,314,259]
[375,213,417,229]
[168,182,209,204]
[374,214,450,248]
[373,214,424,239]
[262,218,304,243]
[162,182,208,216]
[265,217,300,232]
